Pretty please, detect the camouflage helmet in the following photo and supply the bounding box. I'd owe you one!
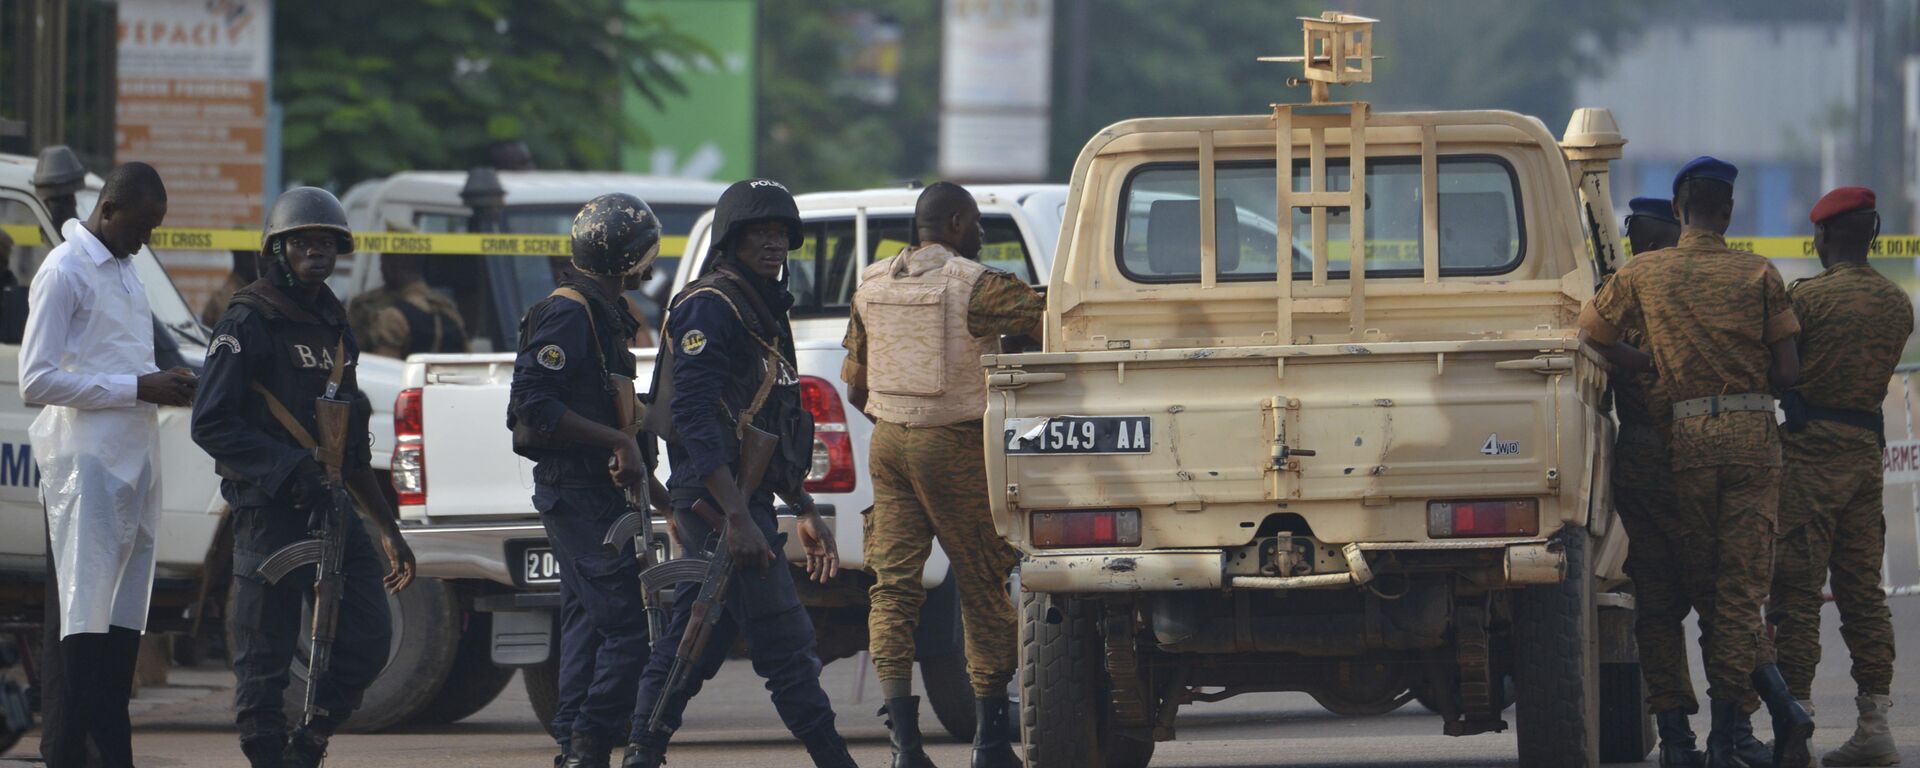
[261,186,355,255]
[570,192,662,278]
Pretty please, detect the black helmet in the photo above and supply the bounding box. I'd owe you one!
[710,179,803,254]
[262,186,354,254]
[570,193,663,278]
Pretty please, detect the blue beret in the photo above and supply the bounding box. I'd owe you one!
[1674,156,1737,194]
[1627,197,1677,225]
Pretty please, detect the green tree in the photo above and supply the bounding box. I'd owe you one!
[276,0,712,188]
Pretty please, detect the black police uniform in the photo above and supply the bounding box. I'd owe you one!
[190,279,391,746]
[627,255,848,759]
[508,276,651,752]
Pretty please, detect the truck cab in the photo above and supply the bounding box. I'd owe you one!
[992,15,1642,768]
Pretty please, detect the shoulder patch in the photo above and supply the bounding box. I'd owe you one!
[537,344,567,370]
[680,329,708,356]
[210,334,242,355]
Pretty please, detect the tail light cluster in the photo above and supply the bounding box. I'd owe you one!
[392,387,425,506]
[798,376,855,494]
[1427,498,1539,538]
[1031,509,1142,549]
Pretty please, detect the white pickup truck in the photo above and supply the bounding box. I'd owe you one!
[396,183,1063,738]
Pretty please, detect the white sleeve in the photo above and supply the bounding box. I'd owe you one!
[19,264,139,409]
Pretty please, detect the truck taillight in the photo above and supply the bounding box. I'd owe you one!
[1031,509,1141,549]
[798,375,855,494]
[393,387,425,506]
[1427,498,1539,538]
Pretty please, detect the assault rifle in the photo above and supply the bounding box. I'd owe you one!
[250,361,356,730]
[640,423,777,736]
[601,380,656,567]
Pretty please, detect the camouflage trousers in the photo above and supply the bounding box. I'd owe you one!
[1612,425,1699,715]
[1769,435,1896,699]
[865,419,1022,697]
[1670,462,1778,705]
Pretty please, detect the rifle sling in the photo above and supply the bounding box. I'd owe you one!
[248,338,348,456]
[550,287,647,437]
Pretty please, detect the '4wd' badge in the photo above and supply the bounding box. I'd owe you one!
[1481,433,1521,456]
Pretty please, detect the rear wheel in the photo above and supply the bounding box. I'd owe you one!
[1020,593,1154,768]
[524,654,561,734]
[407,611,517,725]
[921,652,976,743]
[1598,661,1655,763]
[1512,530,1599,768]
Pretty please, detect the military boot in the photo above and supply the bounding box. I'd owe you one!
[563,731,614,768]
[1656,711,1705,768]
[619,738,666,768]
[883,696,937,768]
[973,696,1022,768]
[1822,694,1901,767]
[282,728,330,768]
[1752,663,1814,768]
[240,732,288,768]
[802,728,862,768]
[1707,699,1770,768]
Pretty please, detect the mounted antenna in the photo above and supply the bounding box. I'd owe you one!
[1259,12,1379,104]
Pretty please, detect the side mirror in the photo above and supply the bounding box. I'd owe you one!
[0,284,27,344]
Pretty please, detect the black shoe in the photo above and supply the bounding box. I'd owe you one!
[563,731,614,768]
[1707,699,1767,768]
[803,728,862,768]
[882,696,936,768]
[241,732,288,768]
[1751,664,1813,768]
[1657,711,1705,768]
[620,739,666,768]
[972,696,1022,768]
[282,728,329,768]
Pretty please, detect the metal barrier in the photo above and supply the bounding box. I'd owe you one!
[1876,363,1920,598]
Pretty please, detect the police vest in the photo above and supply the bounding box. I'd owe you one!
[219,283,369,486]
[854,244,995,427]
[508,285,639,479]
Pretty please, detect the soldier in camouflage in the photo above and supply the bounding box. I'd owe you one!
[345,252,469,358]
[1770,186,1909,767]
[843,182,1042,768]
[1609,197,1703,767]
[1581,157,1813,768]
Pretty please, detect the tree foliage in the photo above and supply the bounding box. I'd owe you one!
[275,0,713,188]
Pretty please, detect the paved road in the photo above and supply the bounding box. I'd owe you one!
[3,596,1916,767]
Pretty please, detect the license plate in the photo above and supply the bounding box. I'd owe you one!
[516,543,562,586]
[1005,416,1152,455]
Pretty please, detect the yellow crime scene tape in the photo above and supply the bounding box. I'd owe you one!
[0,224,688,258]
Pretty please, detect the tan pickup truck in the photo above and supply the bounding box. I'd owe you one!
[988,15,1643,768]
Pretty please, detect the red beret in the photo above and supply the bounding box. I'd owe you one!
[1811,186,1876,224]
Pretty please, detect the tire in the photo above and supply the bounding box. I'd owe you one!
[1512,530,1600,768]
[524,654,561,734]
[1020,593,1154,768]
[407,611,517,726]
[1598,662,1655,763]
[921,652,976,743]
[225,571,463,733]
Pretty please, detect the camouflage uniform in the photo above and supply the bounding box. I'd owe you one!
[1769,261,1911,699]
[1611,326,1699,715]
[1583,230,1800,705]
[345,280,468,358]
[843,267,1042,696]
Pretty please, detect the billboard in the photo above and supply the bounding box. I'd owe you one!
[939,0,1053,182]
[622,0,756,181]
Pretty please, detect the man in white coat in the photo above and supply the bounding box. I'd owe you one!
[21,162,197,767]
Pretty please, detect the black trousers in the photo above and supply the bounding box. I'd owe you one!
[39,526,143,768]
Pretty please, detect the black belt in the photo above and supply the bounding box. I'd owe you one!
[1805,405,1885,444]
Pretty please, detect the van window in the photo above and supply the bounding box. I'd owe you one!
[787,215,1036,318]
[1117,156,1524,282]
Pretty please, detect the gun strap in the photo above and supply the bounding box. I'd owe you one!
[552,287,646,437]
[670,285,786,439]
[247,339,347,455]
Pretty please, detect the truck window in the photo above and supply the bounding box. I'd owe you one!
[790,215,1036,319]
[0,199,50,285]
[1117,155,1524,282]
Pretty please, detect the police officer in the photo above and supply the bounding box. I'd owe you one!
[191,187,416,768]
[842,182,1039,768]
[508,193,664,768]
[1770,186,1910,767]
[625,179,857,768]
[1581,158,1812,768]
[347,252,469,358]
[1607,197,1703,768]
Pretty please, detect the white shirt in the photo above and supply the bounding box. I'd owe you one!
[20,219,153,409]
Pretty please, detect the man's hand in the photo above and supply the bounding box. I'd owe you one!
[291,461,330,513]
[796,512,839,584]
[609,439,646,488]
[379,528,416,593]
[137,367,198,406]
[727,523,776,573]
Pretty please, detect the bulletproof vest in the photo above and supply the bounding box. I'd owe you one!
[218,281,362,483]
[394,296,466,355]
[508,284,639,475]
[855,244,995,427]
[652,263,813,492]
